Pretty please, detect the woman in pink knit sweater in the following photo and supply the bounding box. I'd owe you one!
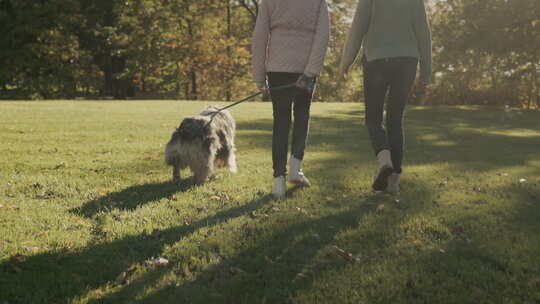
[251,0,330,199]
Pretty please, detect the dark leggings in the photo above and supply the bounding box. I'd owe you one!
[268,72,314,178]
[363,57,418,174]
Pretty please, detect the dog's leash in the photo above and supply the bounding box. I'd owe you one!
[212,83,297,113]
[202,83,298,126]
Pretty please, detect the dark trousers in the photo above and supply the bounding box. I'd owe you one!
[268,72,314,178]
[363,57,418,174]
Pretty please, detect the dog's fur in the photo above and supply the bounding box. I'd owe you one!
[165,105,237,183]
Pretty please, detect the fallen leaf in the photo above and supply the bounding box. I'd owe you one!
[293,272,307,282]
[9,264,23,273]
[332,245,354,263]
[264,256,275,264]
[183,264,192,277]
[528,277,540,286]
[145,257,169,267]
[22,246,39,253]
[116,272,128,285]
[10,253,23,261]
[151,229,162,238]
[72,273,82,282]
[211,195,221,201]
[53,162,66,170]
[230,267,246,275]
[451,225,465,234]
[519,178,527,183]
[212,266,231,282]
[295,207,308,214]
[145,153,159,160]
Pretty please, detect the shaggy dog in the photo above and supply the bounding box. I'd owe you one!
[165,105,237,184]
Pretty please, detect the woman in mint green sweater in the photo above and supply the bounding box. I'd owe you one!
[339,0,432,194]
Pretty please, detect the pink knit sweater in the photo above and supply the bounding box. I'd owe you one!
[251,0,330,83]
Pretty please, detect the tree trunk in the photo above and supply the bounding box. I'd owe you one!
[103,54,114,97]
[186,17,198,100]
[491,70,498,106]
[190,70,198,100]
[533,55,539,109]
[184,82,190,100]
[225,0,232,101]
[176,62,182,99]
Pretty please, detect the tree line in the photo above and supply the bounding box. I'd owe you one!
[0,0,538,108]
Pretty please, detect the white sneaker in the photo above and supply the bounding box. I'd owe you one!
[288,157,311,187]
[373,150,393,191]
[386,173,400,194]
[272,176,286,199]
[376,149,393,168]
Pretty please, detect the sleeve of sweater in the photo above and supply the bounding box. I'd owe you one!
[304,0,331,76]
[251,0,271,83]
[339,0,372,73]
[413,0,432,84]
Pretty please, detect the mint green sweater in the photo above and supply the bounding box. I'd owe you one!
[340,0,432,83]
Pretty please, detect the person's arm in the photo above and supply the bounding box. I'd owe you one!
[304,0,331,77]
[251,0,271,87]
[413,0,432,84]
[339,0,373,73]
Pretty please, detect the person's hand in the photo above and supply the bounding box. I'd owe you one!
[337,68,348,82]
[256,81,269,93]
[417,79,429,92]
[296,74,315,93]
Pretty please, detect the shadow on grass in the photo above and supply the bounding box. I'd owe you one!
[125,181,539,303]
[89,179,437,303]
[358,182,540,303]
[72,178,197,218]
[2,105,539,303]
[0,192,282,304]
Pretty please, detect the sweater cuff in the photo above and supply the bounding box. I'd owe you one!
[254,81,266,88]
[252,74,267,83]
[420,70,431,84]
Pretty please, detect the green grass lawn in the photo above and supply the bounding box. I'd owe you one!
[1,100,539,304]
